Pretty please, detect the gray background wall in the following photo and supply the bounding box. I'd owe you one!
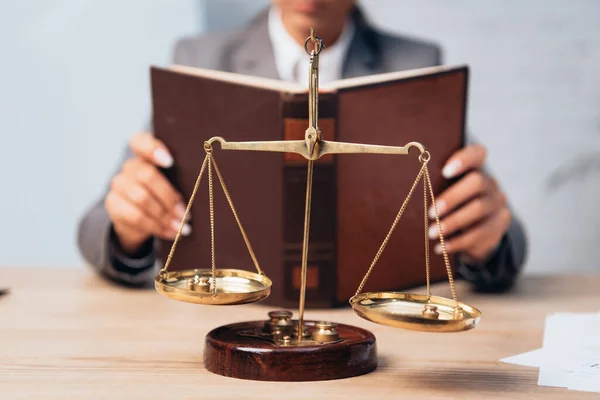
[0,0,201,267]
[1,0,599,274]
[360,0,600,274]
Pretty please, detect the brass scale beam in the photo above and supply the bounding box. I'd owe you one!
[205,30,427,339]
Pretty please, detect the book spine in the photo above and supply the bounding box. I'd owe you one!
[280,93,338,308]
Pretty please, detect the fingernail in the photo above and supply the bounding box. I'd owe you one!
[171,220,192,236]
[434,243,443,255]
[442,160,461,179]
[180,223,192,236]
[175,203,186,219]
[429,200,445,219]
[153,148,174,168]
[428,225,438,239]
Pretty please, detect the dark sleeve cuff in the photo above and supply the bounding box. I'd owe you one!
[458,234,519,293]
[108,226,156,276]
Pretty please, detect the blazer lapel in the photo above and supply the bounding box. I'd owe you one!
[342,7,384,78]
[230,9,280,80]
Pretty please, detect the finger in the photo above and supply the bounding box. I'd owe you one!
[112,207,191,242]
[429,191,507,239]
[105,191,164,237]
[161,218,193,239]
[112,222,147,246]
[122,158,184,216]
[431,172,495,218]
[111,215,183,251]
[129,132,174,168]
[111,174,166,225]
[434,208,511,260]
[106,192,192,243]
[442,144,487,179]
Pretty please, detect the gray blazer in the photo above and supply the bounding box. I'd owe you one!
[78,7,527,290]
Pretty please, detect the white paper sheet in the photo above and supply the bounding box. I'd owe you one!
[501,348,544,368]
[500,312,600,393]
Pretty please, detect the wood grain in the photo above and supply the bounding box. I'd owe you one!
[0,267,599,399]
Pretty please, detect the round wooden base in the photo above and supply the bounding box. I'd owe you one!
[204,320,377,381]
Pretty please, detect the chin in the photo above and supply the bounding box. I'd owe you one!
[289,13,328,33]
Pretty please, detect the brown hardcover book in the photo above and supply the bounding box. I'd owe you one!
[151,64,467,308]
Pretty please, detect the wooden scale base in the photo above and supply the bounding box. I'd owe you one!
[204,311,377,381]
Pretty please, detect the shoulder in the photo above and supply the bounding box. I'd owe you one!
[348,6,443,68]
[383,32,441,60]
[170,8,269,70]
[170,29,247,70]
[376,29,443,67]
[370,28,444,68]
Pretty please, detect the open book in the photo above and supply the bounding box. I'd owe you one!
[151,63,468,307]
[169,63,462,92]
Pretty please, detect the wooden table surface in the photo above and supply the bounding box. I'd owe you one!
[1,267,599,399]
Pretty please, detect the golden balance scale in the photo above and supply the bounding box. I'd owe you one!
[154,31,482,381]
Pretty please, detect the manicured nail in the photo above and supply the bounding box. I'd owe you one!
[171,220,192,236]
[429,200,445,219]
[175,203,186,219]
[153,148,174,168]
[428,225,439,240]
[434,243,443,255]
[442,160,461,179]
[180,223,192,236]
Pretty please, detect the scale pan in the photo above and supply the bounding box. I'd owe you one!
[349,292,481,332]
[155,269,271,305]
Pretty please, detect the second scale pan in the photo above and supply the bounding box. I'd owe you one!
[350,292,482,333]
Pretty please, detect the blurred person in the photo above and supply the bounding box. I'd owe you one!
[78,0,527,292]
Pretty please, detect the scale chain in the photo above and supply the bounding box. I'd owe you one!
[160,153,209,276]
[424,168,431,301]
[160,141,263,295]
[354,160,428,296]
[353,157,462,316]
[210,155,263,276]
[208,151,217,295]
[424,166,460,310]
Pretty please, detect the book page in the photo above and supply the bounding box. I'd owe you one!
[168,64,306,93]
[166,63,467,94]
[323,64,467,91]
